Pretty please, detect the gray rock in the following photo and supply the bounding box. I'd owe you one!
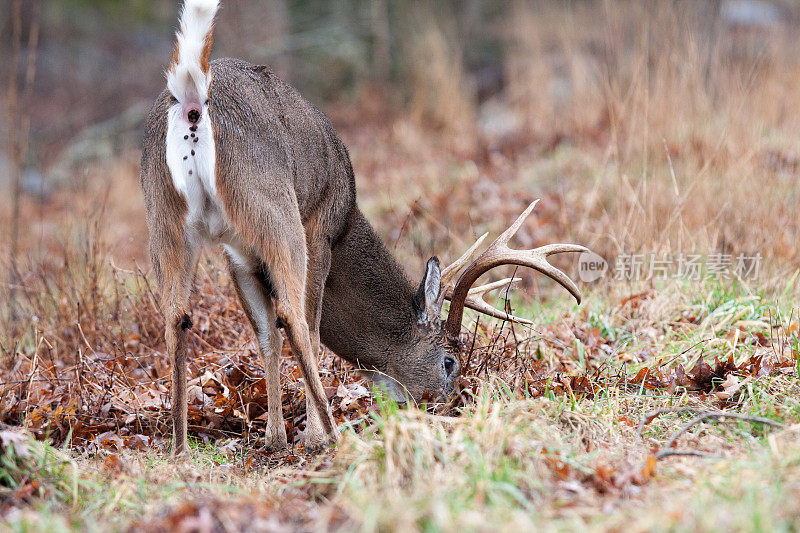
[722,1,781,29]
[22,168,50,201]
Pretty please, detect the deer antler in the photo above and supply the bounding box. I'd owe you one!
[439,232,531,323]
[443,199,587,339]
[439,233,532,323]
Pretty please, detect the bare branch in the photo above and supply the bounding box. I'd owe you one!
[641,408,783,461]
[654,449,721,460]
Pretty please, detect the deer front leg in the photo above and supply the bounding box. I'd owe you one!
[273,296,335,451]
[261,299,288,449]
[223,195,336,450]
[261,239,336,450]
[303,238,333,449]
[226,250,288,450]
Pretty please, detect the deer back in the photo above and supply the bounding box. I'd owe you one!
[140,58,356,263]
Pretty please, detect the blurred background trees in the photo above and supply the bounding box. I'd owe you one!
[1,0,798,280]
[2,0,795,173]
[1,0,499,162]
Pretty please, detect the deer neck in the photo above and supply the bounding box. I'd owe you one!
[319,208,417,371]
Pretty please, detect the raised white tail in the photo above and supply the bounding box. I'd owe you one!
[164,0,220,243]
[167,0,220,120]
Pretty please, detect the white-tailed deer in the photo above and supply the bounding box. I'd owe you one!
[140,0,586,454]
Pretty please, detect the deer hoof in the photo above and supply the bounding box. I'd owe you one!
[171,439,191,457]
[265,436,288,451]
[265,427,288,451]
[302,426,337,453]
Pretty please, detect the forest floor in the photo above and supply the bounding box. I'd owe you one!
[1,273,798,531]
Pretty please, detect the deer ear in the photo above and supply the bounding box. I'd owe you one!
[414,257,442,324]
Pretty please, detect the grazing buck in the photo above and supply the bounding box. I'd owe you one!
[140,0,586,454]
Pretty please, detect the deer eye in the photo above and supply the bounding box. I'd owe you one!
[444,357,455,375]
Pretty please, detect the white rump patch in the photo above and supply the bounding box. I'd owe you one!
[166,102,226,244]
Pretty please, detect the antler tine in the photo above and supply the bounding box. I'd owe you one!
[467,277,520,296]
[444,200,588,339]
[455,277,534,325]
[530,243,590,257]
[440,232,488,288]
[494,198,541,247]
[516,244,588,302]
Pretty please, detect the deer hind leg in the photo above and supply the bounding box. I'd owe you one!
[302,232,333,448]
[154,242,196,455]
[225,248,288,450]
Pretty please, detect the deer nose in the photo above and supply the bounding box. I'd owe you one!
[186,108,201,124]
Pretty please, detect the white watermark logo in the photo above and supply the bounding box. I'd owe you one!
[578,251,608,282]
[577,252,762,282]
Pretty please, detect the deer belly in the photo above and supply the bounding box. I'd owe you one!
[165,103,227,243]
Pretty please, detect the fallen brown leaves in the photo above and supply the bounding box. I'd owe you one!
[1,251,796,462]
[0,427,81,513]
[625,351,789,396]
[0,245,384,455]
[129,497,351,533]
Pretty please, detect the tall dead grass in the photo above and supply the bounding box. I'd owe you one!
[505,1,799,268]
[387,0,798,294]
